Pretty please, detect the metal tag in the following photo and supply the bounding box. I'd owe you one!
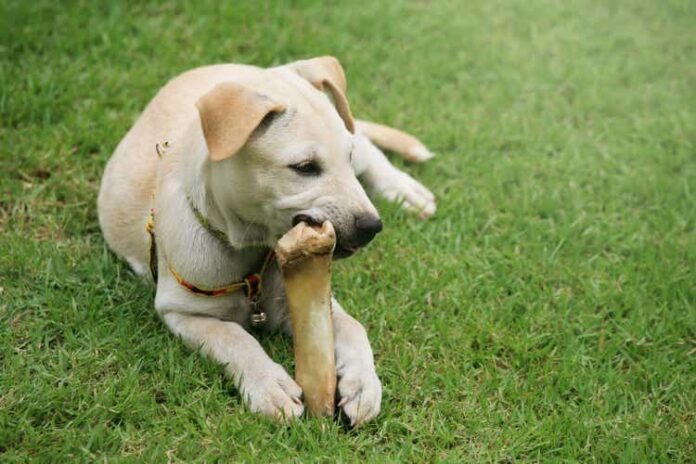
[250,311,267,327]
[249,298,267,327]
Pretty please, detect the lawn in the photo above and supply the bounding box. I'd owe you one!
[1,0,695,461]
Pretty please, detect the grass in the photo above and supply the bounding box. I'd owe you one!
[1,0,695,461]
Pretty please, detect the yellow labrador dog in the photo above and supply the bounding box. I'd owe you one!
[98,56,435,425]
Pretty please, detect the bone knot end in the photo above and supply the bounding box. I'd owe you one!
[275,221,336,267]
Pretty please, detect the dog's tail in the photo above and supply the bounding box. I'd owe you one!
[355,120,434,163]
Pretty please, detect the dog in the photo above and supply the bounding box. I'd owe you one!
[98,56,435,426]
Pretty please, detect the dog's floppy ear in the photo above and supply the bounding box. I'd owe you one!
[196,82,285,162]
[288,56,355,133]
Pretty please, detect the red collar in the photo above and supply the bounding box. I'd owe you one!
[146,207,274,300]
[166,250,275,300]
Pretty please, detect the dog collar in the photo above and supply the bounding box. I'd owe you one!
[186,195,230,244]
[147,206,274,327]
[168,249,274,302]
[146,142,273,327]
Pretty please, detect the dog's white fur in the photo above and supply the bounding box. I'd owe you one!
[98,56,435,425]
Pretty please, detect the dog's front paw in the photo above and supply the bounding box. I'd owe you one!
[241,363,304,421]
[374,169,436,219]
[337,363,382,427]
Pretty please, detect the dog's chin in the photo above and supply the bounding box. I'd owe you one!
[332,244,358,260]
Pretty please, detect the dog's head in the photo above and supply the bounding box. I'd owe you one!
[196,56,381,257]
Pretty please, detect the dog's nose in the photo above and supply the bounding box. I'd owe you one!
[354,214,383,246]
[292,214,321,227]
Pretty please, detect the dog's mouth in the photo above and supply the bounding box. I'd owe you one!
[333,227,365,259]
[333,243,357,259]
[288,215,363,260]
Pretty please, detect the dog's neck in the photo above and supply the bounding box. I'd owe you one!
[182,138,270,251]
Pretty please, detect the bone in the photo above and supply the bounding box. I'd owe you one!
[275,221,337,417]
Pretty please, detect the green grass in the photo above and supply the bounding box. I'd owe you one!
[2,0,695,461]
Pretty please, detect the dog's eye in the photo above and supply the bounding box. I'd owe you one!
[290,160,321,176]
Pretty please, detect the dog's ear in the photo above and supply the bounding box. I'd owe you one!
[287,56,355,133]
[196,82,285,162]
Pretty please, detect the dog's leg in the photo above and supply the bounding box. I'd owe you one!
[162,312,304,420]
[332,299,382,426]
[352,131,436,218]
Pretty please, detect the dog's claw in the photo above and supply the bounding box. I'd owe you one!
[337,395,349,408]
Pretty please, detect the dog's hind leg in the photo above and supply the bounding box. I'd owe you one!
[352,131,436,218]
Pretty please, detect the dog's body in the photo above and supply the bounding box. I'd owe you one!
[98,57,435,425]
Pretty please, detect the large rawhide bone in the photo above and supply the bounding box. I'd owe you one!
[275,221,337,417]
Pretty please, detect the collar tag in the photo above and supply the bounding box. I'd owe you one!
[250,310,267,327]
